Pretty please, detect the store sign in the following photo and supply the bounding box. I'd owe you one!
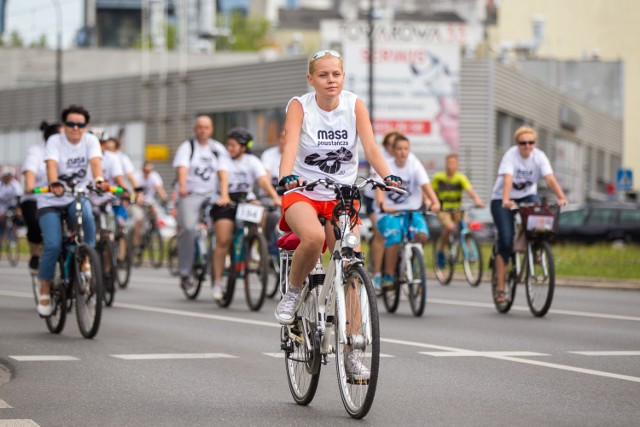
[321,20,463,173]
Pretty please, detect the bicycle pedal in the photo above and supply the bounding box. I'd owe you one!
[347,378,370,386]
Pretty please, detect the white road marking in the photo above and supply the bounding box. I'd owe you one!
[9,356,79,362]
[420,351,549,357]
[263,352,394,358]
[0,399,12,408]
[111,353,237,360]
[0,421,39,427]
[569,351,640,356]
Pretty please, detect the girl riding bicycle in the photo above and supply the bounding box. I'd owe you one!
[276,49,401,380]
[491,126,567,304]
[374,134,441,290]
[210,128,280,301]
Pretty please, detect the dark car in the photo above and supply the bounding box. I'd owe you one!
[555,203,640,244]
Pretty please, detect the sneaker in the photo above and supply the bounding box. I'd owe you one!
[373,274,382,294]
[211,281,223,301]
[36,294,53,317]
[180,276,193,291]
[29,256,40,275]
[275,286,303,325]
[436,251,446,268]
[382,274,395,290]
[344,350,370,382]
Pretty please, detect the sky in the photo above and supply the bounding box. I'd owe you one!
[5,0,83,49]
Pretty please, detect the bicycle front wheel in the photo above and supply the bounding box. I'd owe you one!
[6,228,20,267]
[166,235,179,276]
[243,232,268,311]
[100,239,116,307]
[433,237,453,285]
[406,247,427,317]
[147,228,164,268]
[74,245,104,339]
[462,234,483,287]
[526,241,555,317]
[115,232,131,288]
[284,288,321,405]
[335,264,379,419]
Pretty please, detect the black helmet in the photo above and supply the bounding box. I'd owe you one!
[228,128,254,150]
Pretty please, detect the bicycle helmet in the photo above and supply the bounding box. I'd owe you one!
[1,166,16,176]
[228,128,254,150]
[88,127,109,141]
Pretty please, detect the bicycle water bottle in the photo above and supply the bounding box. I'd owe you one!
[63,250,73,280]
[233,228,245,273]
[309,258,325,288]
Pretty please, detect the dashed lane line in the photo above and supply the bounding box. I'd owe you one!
[568,351,640,356]
[111,353,237,360]
[9,356,80,362]
[419,351,549,357]
[0,421,39,427]
[0,399,12,408]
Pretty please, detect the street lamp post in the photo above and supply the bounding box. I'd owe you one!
[52,0,62,117]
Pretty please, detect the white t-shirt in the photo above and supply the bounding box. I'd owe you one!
[287,91,359,201]
[38,133,102,209]
[21,143,47,202]
[115,151,135,175]
[134,170,164,200]
[227,154,267,200]
[491,146,553,200]
[102,150,124,184]
[0,179,23,214]
[260,146,281,187]
[172,138,229,197]
[377,156,430,221]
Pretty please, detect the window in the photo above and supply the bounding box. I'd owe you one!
[619,209,640,225]
[586,208,617,225]
[559,209,588,226]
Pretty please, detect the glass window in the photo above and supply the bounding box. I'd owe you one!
[619,209,640,225]
[559,209,588,226]
[586,208,617,225]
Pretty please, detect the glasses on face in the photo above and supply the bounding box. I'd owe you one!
[518,140,535,146]
[310,50,342,61]
[65,121,87,129]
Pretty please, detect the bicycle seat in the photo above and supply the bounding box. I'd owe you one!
[277,233,328,253]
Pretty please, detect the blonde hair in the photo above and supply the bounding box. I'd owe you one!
[445,153,459,162]
[514,126,537,143]
[308,51,344,74]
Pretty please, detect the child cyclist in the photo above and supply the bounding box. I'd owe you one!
[374,134,441,290]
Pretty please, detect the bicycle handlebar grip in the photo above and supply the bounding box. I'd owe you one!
[33,187,49,194]
[109,186,124,194]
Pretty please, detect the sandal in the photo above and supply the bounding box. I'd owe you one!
[494,291,508,304]
[37,294,53,318]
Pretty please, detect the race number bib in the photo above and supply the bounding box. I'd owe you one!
[236,203,265,224]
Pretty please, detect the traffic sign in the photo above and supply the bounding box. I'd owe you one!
[616,168,633,192]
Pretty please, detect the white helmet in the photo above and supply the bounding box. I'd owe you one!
[1,166,16,177]
[88,127,109,141]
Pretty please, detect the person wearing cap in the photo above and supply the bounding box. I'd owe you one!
[22,122,60,274]
[208,128,280,301]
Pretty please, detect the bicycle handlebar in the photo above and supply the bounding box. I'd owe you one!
[276,177,407,197]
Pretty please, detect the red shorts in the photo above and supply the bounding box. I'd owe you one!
[279,192,361,232]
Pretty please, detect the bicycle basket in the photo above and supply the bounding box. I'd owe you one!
[519,204,559,240]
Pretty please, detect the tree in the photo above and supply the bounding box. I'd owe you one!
[9,30,24,47]
[29,34,48,48]
[217,11,271,52]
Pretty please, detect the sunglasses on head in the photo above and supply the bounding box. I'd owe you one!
[518,140,535,146]
[310,50,342,61]
[65,121,87,129]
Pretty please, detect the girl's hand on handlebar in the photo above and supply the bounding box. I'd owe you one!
[278,174,303,191]
[384,175,402,188]
[49,181,65,197]
[501,199,516,209]
[557,197,568,207]
[216,195,232,206]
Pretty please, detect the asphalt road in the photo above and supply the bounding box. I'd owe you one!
[1,261,639,426]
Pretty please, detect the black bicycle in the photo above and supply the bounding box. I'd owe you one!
[0,206,21,267]
[33,179,105,338]
[129,205,164,268]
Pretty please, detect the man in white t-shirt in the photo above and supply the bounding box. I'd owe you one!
[130,161,169,250]
[173,115,231,292]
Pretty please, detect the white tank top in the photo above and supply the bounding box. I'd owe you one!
[287,91,359,201]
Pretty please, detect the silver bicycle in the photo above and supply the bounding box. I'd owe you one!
[277,177,404,419]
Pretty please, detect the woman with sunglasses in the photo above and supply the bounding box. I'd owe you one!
[490,126,567,303]
[35,105,108,317]
[276,50,401,380]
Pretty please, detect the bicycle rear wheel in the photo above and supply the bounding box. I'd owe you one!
[6,227,20,267]
[100,239,116,307]
[462,234,483,287]
[526,241,555,317]
[433,237,453,285]
[74,245,104,339]
[381,280,400,313]
[284,287,321,405]
[243,232,268,311]
[129,231,143,268]
[45,261,67,334]
[115,231,131,288]
[335,264,379,419]
[490,246,517,314]
[166,235,179,276]
[147,227,164,268]
[217,251,236,308]
[406,247,427,317]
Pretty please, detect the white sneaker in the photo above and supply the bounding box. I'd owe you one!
[275,287,303,325]
[212,281,223,301]
[37,294,53,317]
[344,350,371,382]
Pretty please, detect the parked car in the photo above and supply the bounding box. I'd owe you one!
[555,203,640,244]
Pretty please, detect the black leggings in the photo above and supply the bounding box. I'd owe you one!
[20,200,43,244]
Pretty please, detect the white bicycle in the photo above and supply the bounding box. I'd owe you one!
[277,177,404,419]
